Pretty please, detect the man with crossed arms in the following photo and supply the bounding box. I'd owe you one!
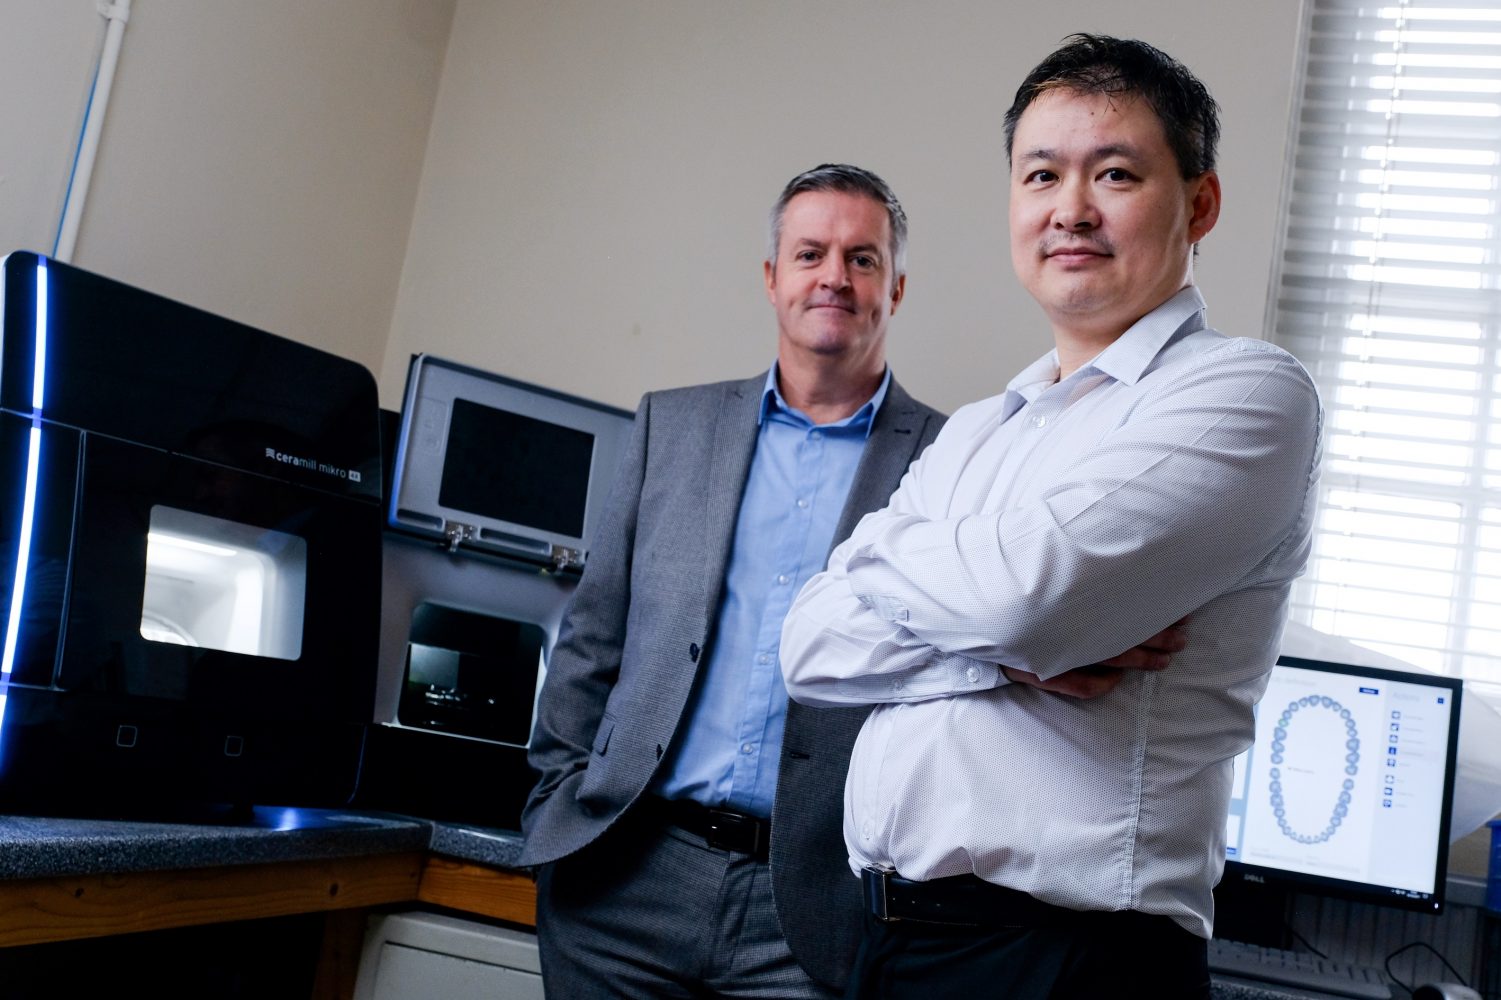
[782,35,1322,1000]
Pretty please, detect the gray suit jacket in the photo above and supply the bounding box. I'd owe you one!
[520,371,944,990]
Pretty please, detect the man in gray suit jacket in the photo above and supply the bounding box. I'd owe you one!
[520,164,941,997]
[520,163,1182,997]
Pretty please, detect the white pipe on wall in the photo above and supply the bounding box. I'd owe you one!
[54,0,133,264]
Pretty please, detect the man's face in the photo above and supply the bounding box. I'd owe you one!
[1009,89,1219,343]
[764,190,904,367]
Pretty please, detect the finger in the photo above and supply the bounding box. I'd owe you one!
[1045,666,1124,699]
[1141,624,1189,653]
[1096,648,1171,671]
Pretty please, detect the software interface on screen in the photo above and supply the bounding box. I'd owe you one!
[1224,657,1459,905]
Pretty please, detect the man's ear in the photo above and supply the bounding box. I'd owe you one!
[1187,171,1221,244]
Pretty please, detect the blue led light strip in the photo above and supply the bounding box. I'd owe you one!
[0,427,42,679]
[1,260,48,691]
[32,260,47,409]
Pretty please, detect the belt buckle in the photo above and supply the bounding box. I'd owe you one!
[705,808,764,855]
[862,864,897,922]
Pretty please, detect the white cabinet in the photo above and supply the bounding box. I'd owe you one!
[354,911,543,1000]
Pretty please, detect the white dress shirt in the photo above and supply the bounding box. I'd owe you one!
[780,287,1323,938]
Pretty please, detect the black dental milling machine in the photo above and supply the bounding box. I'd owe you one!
[0,251,382,818]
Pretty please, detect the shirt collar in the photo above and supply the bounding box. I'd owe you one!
[759,363,891,438]
[1001,286,1208,419]
[1084,285,1207,387]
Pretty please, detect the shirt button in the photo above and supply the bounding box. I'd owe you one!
[810,430,823,441]
[862,821,873,838]
[741,742,754,755]
[892,678,904,692]
[777,574,789,585]
[757,653,771,665]
[796,498,809,509]
[1032,414,1048,428]
[966,666,981,684]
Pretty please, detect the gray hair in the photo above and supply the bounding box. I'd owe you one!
[766,164,908,284]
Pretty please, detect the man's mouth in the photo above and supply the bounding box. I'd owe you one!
[1043,238,1112,261]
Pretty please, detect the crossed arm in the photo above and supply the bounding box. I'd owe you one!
[780,345,1320,708]
[1007,619,1188,698]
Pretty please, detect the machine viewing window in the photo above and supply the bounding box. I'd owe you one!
[140,505,307,661]
[399,602,546,748]
[437,397,594,539]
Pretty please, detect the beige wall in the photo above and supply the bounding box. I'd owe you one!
[0,2,99,258]
[382,0,1305,414]
[0,0,455,378]
[2,2,1305,413]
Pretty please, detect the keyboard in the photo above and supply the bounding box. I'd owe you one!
[1207,938,1393,999]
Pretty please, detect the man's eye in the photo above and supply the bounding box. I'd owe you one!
[851,255,876,269]
[1102,168,1134,182]
[1027,170,1057,184]
[796,250,820,262]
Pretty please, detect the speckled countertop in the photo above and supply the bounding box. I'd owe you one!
[0,808,433,880]
[424,820,525,869]
[0,802,524,882]
[0,808,529,881]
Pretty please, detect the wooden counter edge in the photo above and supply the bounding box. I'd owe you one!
[0,851,426,949]
[416,854,536,927]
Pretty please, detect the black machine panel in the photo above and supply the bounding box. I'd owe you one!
[0,251,379,503]
[0,251,381,815]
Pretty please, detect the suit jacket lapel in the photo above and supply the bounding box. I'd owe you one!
[701,372,767,622]
[831,376,927,549]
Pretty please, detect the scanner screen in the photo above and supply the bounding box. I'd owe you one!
[437,397,594,539]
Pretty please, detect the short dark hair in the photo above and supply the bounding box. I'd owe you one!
[1003,34,1220,179]
[767,163,908,280]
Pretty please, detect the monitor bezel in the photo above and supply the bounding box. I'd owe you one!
[1220,654,1464,915]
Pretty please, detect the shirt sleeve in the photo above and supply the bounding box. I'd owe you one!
[781,341,1321,706]
[780,423,1006,708]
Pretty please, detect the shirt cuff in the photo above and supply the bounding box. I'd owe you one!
[833,652,1005,703]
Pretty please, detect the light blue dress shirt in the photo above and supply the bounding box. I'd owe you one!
[652,365,890,818]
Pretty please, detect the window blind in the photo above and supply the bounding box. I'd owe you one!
[1271,0,1501,697]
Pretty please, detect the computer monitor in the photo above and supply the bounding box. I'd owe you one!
[1221,655,1463,915]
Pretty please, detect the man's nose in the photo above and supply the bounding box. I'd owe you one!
[819,256,851,288]
[1053,181,1099,231]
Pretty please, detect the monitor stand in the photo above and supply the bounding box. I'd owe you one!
[1213,877,1294,948]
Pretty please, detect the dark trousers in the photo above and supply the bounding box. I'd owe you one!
[845,906,1210,1000]
[535,808,835,1000]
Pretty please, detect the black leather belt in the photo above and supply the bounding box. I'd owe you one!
[862,866,1086,927]
[644,796,770,860]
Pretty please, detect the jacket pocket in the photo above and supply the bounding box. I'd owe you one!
[591,714,615,758]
